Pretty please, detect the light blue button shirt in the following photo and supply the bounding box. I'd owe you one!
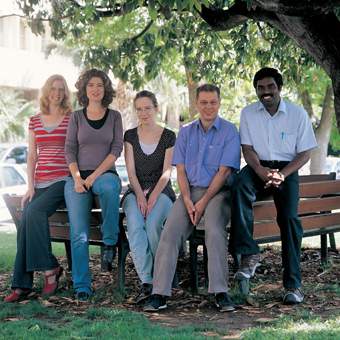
[240,99,317,161]
[173,116,240,187]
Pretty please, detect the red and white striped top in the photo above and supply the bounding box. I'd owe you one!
[29,113,70,188]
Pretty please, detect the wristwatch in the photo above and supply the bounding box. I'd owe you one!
[278,171,285,181]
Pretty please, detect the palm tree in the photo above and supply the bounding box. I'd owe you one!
[0,89,34,142]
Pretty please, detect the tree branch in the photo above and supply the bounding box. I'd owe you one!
[252,0,340,15]
[131,20,153,41]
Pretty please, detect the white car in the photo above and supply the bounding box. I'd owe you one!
[0,163,28,221]
[0,143,28,164]
[115,157,129,193]
[324,156,340,179]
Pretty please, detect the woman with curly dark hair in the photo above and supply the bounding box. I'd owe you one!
[64,69,123,301]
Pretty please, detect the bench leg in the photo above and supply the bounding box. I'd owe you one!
[203,245,208,289]
[189,241,199,295]
[64,241,72,271]
[329,233,337,251]
[117,240,129,292]
[321,234,328,264]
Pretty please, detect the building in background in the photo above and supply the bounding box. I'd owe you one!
[0,0,80,101]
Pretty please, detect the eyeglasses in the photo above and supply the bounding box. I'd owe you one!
[135,107,154,114]
[198,100,219,107]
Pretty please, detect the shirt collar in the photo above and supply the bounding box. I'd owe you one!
[194,115,221,131]
[257,98,286,115]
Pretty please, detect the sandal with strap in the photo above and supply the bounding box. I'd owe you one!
[4,288,31,303]
[42,266,64,296]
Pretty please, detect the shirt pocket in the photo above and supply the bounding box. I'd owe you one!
[204,143,223,167]
[279,131,297,153]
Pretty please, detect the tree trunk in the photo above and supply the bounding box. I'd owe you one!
[114,79,137,130]
[200,2,340,131]
[185,67,198,120]
[299,89,314,118]
[310,84,334,174]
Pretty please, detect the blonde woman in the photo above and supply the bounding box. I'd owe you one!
[5,75,72,302]
[122,90,176,303]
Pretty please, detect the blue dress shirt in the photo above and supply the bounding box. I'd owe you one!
[173,116,240,187]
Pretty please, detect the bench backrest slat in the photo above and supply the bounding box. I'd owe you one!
[254,212,340,238]
[254,196,340,220]
[299,173,335,183]
[299,180,340,197]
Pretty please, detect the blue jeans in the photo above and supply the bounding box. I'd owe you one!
[64,172,121,294]
[122,193,173,284]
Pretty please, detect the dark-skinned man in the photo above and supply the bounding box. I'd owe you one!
[230,67,317,304]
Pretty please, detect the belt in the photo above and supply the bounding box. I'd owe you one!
[260,160,290,168]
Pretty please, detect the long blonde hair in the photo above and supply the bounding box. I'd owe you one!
[39,74,72,115]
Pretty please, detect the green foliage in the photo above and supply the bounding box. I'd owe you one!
[330,118,340,151]
[0,89,34,143]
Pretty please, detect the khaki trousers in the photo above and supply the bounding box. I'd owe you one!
[152,186,231,296]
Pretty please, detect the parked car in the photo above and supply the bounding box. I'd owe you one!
[0,143,28,164]
[115,157,129,193]
[0,163,28,221]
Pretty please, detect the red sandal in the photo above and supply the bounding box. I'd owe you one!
[42,266,64,296]
[4,289,31,303]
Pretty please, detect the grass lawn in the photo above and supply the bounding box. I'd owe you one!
[0,231,339,339]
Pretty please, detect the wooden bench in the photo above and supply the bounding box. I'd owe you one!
[4,173,340,295]
[189,173,340,294]
[2,195,130,291]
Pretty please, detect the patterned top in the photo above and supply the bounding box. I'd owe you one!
[29,113,70,188]
[123,127,176,202]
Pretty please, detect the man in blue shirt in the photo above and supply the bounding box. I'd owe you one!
[230,68,317,305]
[144,84,240,312]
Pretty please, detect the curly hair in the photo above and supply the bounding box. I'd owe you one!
[39,75,72,116]
[75,68,115,107]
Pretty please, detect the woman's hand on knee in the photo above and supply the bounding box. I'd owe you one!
[136,193,147,218]
[74,178,87,193]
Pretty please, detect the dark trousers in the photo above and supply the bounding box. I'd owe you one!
[230,163,303,288]
[12,181,65,289]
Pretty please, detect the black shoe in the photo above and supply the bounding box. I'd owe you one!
[136,283,153,305]
[76,291,91,302]
[101,245,116,272]
[215,292,235,312]
[283,288,304,305]
[143,294,167,312]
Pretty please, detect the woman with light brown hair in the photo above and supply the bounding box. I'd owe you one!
[5,74,72,302]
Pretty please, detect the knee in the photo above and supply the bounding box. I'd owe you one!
[158,225,182,248]
[71,230,88,244]
[145,220,162,242]
[99,181,121,198]
[205,226,226,245]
